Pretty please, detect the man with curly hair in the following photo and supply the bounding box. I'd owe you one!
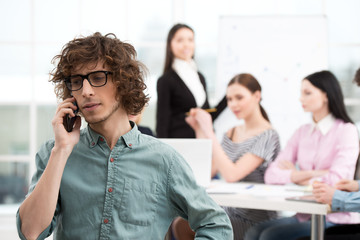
[16,32,232,240]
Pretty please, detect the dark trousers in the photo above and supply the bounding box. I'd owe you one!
[297,224,360,240]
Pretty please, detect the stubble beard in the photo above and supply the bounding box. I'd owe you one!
[86,101,121,125]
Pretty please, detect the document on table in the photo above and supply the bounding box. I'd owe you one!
[206,182,251,194]
[206,181,310,198]
[284,184,312,193]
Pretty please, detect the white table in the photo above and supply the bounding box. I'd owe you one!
[207,181,330,240]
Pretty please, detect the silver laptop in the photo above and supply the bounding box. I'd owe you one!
[159,138,212,187]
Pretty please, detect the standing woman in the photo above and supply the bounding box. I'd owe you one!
[245,70,360,240]
[156,23,210,138]
[182,73,281,239]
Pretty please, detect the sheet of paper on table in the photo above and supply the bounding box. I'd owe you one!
[206,181,311,198]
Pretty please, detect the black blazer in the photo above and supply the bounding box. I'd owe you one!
[156,69,210,138]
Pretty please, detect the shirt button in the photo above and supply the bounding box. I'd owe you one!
[91,142,95,146]
[110,158,114,162]
[104,219,109,224]
[129,143,132,147]
[108,187,113,193]
[99,137,104,142]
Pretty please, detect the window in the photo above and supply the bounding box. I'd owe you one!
[0,0,172,206]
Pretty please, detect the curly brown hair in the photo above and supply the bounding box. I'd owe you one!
[50,32,149,115]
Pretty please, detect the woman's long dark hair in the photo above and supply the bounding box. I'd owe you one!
[163,23,194,73]
[354,68,360,86]
[304,70,353,123]
[228,73,270,122]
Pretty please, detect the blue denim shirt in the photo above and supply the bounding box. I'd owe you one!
[332,180,360,212]
[17,123,232,240]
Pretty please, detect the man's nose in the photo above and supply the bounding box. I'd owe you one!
[81,79,94,97]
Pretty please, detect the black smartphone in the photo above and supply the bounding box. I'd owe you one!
[64,101,79,132]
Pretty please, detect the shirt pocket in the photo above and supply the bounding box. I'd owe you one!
[118,179,160,226]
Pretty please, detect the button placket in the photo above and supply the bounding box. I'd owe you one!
[99,151,119,239]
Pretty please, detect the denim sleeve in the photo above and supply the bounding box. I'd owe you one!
[166,151,233,240]
[16,140,59,240]
[332,189,360,212]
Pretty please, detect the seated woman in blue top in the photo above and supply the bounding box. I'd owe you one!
[314,179,360,213]
[295,179,360,240]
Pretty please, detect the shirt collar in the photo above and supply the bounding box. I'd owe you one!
[121,121,139,149]
[86,121,139,148]
[310,114,336,135]
[172,58,198,72]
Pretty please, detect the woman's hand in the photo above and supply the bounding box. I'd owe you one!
[193,109,214,136]
[283,160,328,185]
[336,179,359,192]
[185,108,215,138]
[278,160,296,170]
[185,108,200,131]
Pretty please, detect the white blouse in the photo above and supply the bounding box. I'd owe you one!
[172,58,206,107]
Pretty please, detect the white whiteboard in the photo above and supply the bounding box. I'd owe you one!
[214,16,328,147]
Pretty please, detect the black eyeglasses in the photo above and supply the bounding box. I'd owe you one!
[64,71,113,91]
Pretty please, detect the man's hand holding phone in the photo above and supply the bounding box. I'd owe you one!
[64,100,79,133]
[52,97,81,152]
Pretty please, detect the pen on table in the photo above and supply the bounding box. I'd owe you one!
[185,108,217,116]
[245,184,254,189]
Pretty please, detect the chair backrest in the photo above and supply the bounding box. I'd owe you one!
[159,138,212,187]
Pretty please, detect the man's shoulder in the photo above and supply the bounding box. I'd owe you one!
[138,135,184,161]
[139,135,175,151]
[37,128,89,156]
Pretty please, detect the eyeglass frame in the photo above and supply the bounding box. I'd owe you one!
[64,70,113,91]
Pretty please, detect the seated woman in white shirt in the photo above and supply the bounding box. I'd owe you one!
[297,68,360,240]
[245,70,360,240]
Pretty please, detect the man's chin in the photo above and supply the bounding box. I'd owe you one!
[84,116,103,125]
